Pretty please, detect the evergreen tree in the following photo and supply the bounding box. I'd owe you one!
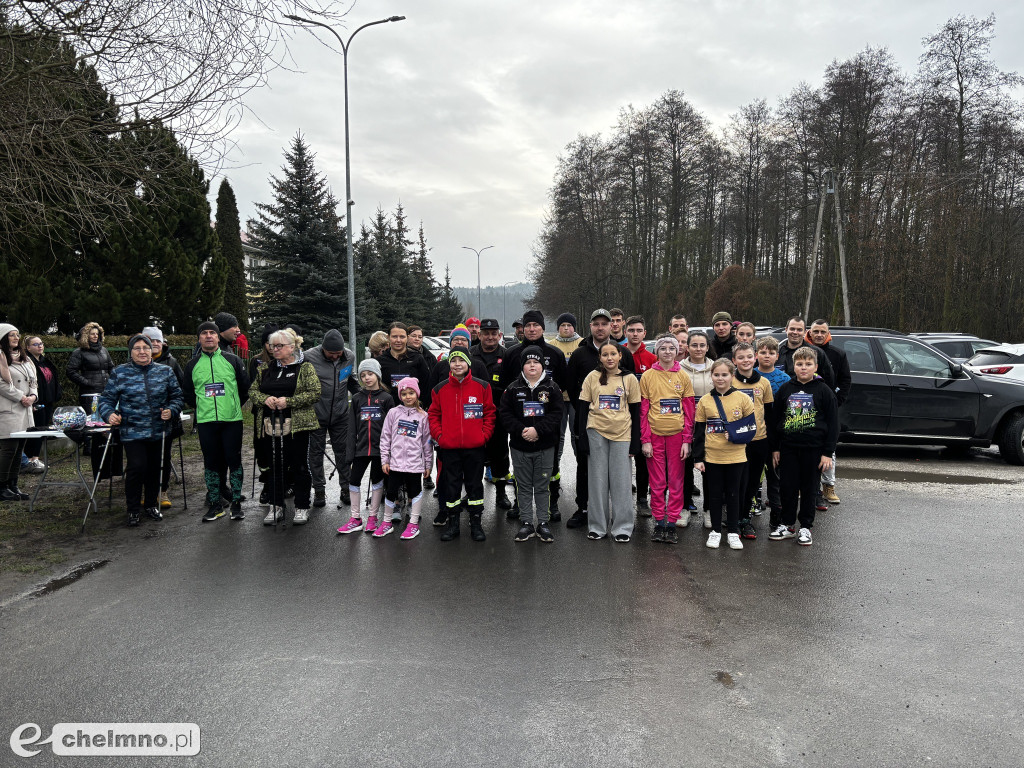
[215,178,250,332]
[249,134,347,340]
[435,265,465,330]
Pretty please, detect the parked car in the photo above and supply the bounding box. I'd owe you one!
[964,344,1024,382]
[422,336,449,361]
[910,332,997,362]
[769,327,1024,464]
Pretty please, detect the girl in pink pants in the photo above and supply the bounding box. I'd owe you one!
[639,335,696,544]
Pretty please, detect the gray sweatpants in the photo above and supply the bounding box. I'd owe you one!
[511,446,555,525]
[308,415,350,490]
[586,429,634,538]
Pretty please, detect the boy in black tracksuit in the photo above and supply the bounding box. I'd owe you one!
[500,346,563,542]
[769,348,839,546]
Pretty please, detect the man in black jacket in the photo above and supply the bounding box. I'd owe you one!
[471,319,512,509]
[564,308,636,529]
[808,319,852,505]
[778,317,835,389]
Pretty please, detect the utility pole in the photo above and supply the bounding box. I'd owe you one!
[804,170,851,325]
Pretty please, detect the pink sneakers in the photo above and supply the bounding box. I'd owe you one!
[336,517,364,534]
[400,523,420,540]
[363,515,378,534]
[372,519,394,538]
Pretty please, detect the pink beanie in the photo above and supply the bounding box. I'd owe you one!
[396,376,420,397]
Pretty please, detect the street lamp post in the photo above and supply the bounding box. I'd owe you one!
[462,245,493,317]
[285,13,406,357]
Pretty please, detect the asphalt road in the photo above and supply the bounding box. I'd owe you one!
[1,445,1022,767]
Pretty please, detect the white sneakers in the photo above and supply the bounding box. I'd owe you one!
[706,531,721,548]
[293,508,309,525]
[797,527,813,546]
[707,531,745,549]
[726,533,743,550]
[263,507,283,525]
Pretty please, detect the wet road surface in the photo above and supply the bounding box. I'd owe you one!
[2,446,1022,766]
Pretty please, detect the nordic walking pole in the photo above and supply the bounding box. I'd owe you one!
[178,423,188,510]
[158,420,167,509]
[82,426,115,532]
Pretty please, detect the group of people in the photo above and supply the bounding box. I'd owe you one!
[0,306,850,548]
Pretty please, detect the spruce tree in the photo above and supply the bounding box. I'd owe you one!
[435,265,465,331]
[249,134,347,340]
[215,178,250,332]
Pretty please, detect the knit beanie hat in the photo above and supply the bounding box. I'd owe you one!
[521,345,543,368]
[214,312,239,332]
[654,336,680,355]
[711,311,732,325]
[522,310,545,329]
[128,333,153,350]
[396,376,420,397]
[322,329,346,352]
[260,324,280,347]
[142,326,164,343]
[358,358,382,380]
[465,317,480,327]
[556,313,577,330]
[449,326,472,347]
[448,349,471,366]
[198,321,219,335]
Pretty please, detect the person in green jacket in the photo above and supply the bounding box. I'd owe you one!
[183,321,251,522]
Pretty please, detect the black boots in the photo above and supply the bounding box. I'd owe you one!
[1,481,28,501]
[440,508,460,541]
[469,512,486,541]
[494,480,512,510]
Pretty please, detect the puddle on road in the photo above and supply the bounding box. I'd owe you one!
[27,559,110,599]
[715,671,735,689]
[843,468,1015,485]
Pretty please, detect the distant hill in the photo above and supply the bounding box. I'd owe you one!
[453,282,533,331]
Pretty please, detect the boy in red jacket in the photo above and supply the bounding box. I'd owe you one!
[427,349,496,542]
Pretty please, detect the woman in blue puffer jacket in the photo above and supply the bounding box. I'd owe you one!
[98,334,184,527]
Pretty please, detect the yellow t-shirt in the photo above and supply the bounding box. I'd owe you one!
[695,389,755,464]
[731,374,774,441]
[580,369,641,442]
[639,366,695,436]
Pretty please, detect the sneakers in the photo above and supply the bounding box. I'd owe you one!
[651,524,665,543]
[433,510,448,527]
[613,533,630,543]
[727,532,743,550]
[636,498,651,517]
[768,524,796,540]
[313,488,327,508]
[703,511,713,529]
[536,522,554,543]
[145,507,163,521]
[566,509,588,529]
[815,493,828,511]
[24,458,45,474]
[586,530,606,540]
[677,513,689,529]
[203,506,226,523]
[400,523,420,540]
[822,484,840,504]
[797,527,813,546]
[664,524,678,545]
[364,515,378,534]
[262,507,284,525]
[293,508,309,525]
[127,511,141,527]
[230,500,244,520]
[484,466,494,483]
[686,501,698,513]
[423,476,435,490]
[337,517,364,534]
[740,522,756,540]
[515,523,535,542]
[159,491,172,509]
[372,519,394,537]
[706,531,721,549]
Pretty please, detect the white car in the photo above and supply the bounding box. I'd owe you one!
[963,344,1024,382]
[422,336,449,361]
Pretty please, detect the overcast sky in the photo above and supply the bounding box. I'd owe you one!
[212,0,1024,287]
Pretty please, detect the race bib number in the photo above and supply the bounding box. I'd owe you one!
[397,419,419,438]
[598,395,621,411]
[463,403,484,420]
[659,398,681,415]
[706,418,726,434]
[360,405,383,421]
[740,388,756,402]
[523,401,544,417]
[204,382,225,398]
[391,374,405,389]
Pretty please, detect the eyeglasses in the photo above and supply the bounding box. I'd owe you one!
[30,342,43,347]
[270,343,292,350]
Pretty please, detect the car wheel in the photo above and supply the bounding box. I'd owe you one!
[997,411,1024,465]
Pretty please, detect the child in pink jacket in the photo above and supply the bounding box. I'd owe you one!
[639,335,696,544]
[377,377,433,540]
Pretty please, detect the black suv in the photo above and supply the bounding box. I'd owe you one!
[770,327,1024,464]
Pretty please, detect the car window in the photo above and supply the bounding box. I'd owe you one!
[969,340,998,354]
[831,337,878,372]
[932,340,965,358]
[879,338,953,379]
[967,351,1013,366]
